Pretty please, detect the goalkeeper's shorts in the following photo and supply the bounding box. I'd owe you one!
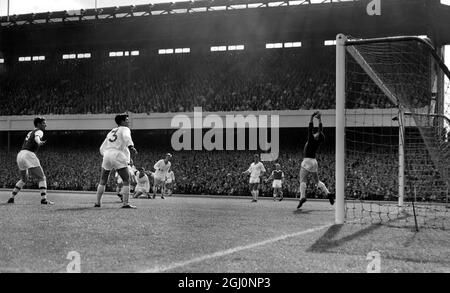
[301,158,318,173]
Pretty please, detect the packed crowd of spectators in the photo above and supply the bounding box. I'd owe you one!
[0,49,412,116]
[0,145,401,199]
[2,142,446,200]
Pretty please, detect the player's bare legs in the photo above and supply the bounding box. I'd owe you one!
[29,166,52,204]
[95,168,110,207]
[134,189,149,198]
[164,182,173,196]
[130,177,137,196]
[9,166,52,205]
[297,167,309,209]
[153,179,165,199]
[152,179,160,199]
[95,167,136,208]
[116,183,123,202]
[273,187,283,201]
[8,170,28,203]
[116,167,135,208]
[311,172,334,205]
[250,183,259,202]
[133,190,142,198]
[160,181,166,199]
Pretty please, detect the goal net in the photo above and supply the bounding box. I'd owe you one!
[336,35,450,230]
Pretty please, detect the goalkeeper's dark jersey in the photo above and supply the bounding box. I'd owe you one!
[303,122,325,159]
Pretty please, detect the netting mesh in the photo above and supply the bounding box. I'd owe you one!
[344,38,450,230]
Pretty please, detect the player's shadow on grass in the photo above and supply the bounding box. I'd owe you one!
[293,209,330,215]
[52,207,108,212]
[0,203,17,207]
[308,215,411,253]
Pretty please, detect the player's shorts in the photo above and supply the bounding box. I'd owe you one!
[154,176,165,186]
[272,180,282,189]
[136,186,150,193]
[102,150,128,171]
[16,150,41,171]
[249,177,260,184]
[301,158,318,173]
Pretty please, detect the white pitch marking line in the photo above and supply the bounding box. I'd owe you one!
[139,223,333,273]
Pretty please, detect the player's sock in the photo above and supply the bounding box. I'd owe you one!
[96,184,105,205]
[39,180,47,200]
[255,190,259,201]
[300,182,307,200]
[11,179,26,198]
[317,181,330,195]
[279,191,284,201]
[39,180,53,205]
[121,185,130,206]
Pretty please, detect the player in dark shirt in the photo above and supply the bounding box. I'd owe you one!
[297,111,334,209]
[7,117,53,205]
[265,163,285,201]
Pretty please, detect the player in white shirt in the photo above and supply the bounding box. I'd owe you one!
[242,154,266,202]
[165,170,175,196]
[94,114,138,209]
[133,167,151,198]
[152,153,172,199]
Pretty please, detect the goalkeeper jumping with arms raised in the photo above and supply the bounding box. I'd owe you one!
[297,111,335,209]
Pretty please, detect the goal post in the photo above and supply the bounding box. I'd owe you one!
[335,34,346,225]
[335,34,450,229]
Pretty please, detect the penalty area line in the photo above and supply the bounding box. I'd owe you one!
[139,223,333,273]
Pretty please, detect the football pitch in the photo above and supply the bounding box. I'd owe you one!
[0,190,449,273]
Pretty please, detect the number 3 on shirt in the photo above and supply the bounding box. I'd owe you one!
[109,129,118,142]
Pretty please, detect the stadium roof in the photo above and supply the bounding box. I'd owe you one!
[0,0,373,26]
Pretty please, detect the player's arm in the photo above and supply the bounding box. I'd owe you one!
[261,164,266,175]
[308,112,318,139]
[154,161,160,171]
[315,112,325,142]
[265,171,274,183]
[128,145,137,155]
[242,166,251,175]
[281,172,285,184]
[34,130,45,146]
[310,111,318,123]
[99,138,107,155]
[316,111,323,133]
[123,127,137,154]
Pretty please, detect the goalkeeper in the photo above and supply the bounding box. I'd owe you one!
[297,111,335,209]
